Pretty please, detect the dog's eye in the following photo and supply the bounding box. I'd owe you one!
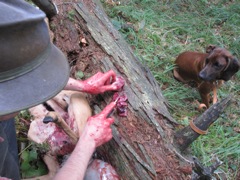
[214,62,221,68]
[205,58,209,64]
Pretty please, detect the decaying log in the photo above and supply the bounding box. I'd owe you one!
[174,96,232,152]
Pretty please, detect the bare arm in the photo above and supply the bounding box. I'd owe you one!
[53,132,95,180]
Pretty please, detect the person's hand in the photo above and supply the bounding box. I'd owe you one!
[81,101,116,147]
[65,70,125,94]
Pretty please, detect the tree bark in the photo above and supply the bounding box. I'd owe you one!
[51,0,190,179]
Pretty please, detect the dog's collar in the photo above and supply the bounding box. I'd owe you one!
[223,58,231,71]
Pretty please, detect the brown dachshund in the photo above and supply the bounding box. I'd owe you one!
[173,45,240,109]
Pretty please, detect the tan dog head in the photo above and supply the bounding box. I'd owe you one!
[199,45,240,81]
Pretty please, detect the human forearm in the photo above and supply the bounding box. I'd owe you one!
[53,135,95,180]
[64,77,85,92]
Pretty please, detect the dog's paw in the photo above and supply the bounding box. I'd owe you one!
[194,100,207,111]
[198,103,207,111]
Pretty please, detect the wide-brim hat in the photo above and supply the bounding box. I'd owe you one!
[0,0,69,115]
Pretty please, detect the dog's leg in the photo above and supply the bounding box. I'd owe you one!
[199,93,209,109]
[212,80,224,104]
[173,69,188,83]
[198,83,212,108]
[195,100,207,111]
[212,86,218,104]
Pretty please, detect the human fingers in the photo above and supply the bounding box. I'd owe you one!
[99,102,117,119]
[112,76,125,90]
[99,70,116,84]
[98,76,125,93]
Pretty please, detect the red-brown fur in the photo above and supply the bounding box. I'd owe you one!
[173,45,240,108]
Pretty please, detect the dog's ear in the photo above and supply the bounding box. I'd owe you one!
[206,45,217,53]
[221,58,240,81]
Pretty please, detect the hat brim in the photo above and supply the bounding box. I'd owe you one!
[0,44,69,115]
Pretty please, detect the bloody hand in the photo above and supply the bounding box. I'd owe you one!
[65,70,125,94]
[82,70,125,94]
[82,101,117,147]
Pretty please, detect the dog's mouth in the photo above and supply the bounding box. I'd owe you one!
[199,71,215,81]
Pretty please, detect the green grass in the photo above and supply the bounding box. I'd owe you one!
[102,0,240,179]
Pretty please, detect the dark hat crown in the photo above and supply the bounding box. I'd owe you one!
[0,0,50,82]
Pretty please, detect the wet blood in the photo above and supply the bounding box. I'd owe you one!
[113,92,128,117]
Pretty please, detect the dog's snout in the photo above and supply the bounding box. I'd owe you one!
[199,69,214,81]
[199,71,206,80]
